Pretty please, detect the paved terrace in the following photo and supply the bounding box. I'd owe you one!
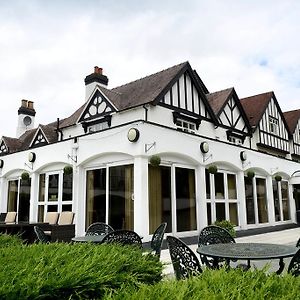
[160,224,300,276]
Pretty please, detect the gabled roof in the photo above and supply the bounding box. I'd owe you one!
[283,109,300,134]
[206,88,234,116]
[1,136,22,153]
[29,124,58,148]
[240,92,274,128]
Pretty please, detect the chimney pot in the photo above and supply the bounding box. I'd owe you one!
[21,99,27,107]
[94,66,103,75]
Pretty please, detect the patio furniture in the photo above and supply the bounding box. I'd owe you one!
[197,242,298,274]
[45,212,59,225]
[198,225,235,269]
[72,235,105,243]
[167,236,202,280]
[85,222,114,236]
[58,211,74,225]
[101,230,142,248]
[287,248,300,277]
[150,222,167,258]
[0,213,7,222]
[34,226,51,243]
[4,212,17,224]
[296,238,300,248]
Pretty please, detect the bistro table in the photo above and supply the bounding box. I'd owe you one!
[72,235,105,243]
[197,243,298,274]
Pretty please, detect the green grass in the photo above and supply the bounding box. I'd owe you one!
[0,233,24,247]
[104,268,300,300]
[0,241,163,299]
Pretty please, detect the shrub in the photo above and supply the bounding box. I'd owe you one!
[63,165,73,175]
[214,220,236,237]
[21,172,30,181]
[104,268,300,300]
[247,170,255,179]
[275,175,282,182]
[208,165,218,174]
[0,233,23,248]
[149,155,161,167]
[0,243,162,299]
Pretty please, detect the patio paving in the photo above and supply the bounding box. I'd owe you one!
[160,227,300,276]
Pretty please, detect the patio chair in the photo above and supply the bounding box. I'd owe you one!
[58,211,74,225]
[296,238,300,248]
[34,226,51,243]
[102,230,142,248]
[198,225,236,269]
[287,248,300,277]
[85,222,114,236]
[4,212,17,224]
[0,213,7,222]
[45,212,59,225]
[167,236,202,280]
[150,222,167,258]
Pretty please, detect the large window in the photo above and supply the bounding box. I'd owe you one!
[148,165,196,234]
[7,178,31,222]
[273,180,290,222]
[38,171,73,222]
[206,170,238,226]
[86,164,134,231]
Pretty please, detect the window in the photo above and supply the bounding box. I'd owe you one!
[273,180,291,222]
[175,119,196,134]
[88,121,109,133]
[38,171,73,222]
[228,136,242,145]
[269,116,279,134]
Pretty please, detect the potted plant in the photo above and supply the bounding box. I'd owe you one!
[64,165,73,175]
[275,174,282,182]
[149,155,161,167]
[21,171,30,181]
[246,170,255,179]
[208,165,218,174]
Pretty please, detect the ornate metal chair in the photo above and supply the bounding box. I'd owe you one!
[34,226,51,243]
[167,236,202,280]
[288,248,300,277]
[198,225,235,269]
[150,222,167,258]
[85,222,114,236]
[101,230,142,248]
[296,238,300,248]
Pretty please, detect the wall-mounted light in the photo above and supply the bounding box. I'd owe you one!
[28,152,36,163]
[240,151,247,161]
[0,159,3,168]
[127,128,140,142]
[200,142,209,153]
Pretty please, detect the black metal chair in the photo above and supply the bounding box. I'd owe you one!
[34,226,51,243]
[296,238,300,248]
[85,222,114,236]
[198,225,236,269]
[150,222,167,258]
[167,236,202,280]
[101,230,142,248]
[288,248,300,277]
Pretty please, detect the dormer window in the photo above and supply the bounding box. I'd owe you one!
[82,115,112,134]
[228,136,242,145]
[269,116,279,135]
[87,121,109,133]
[176,119,196,134]
[172,111,201,134]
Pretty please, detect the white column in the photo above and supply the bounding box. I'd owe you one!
[0,177,7,212]
[196,165,207,231]
[29,172,39,222]
[266,175,275,225]
[288,182,296,223]
[237,171,247,229]
[133,156,149,241]
[74,165,85,236]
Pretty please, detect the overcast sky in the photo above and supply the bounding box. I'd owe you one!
[1,0,300,137]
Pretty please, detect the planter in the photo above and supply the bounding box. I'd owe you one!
[149,155,161,167]
[247,170,255,179]
[64,165,73,175]
[208,165,218,174]
[21,172,30,181]
[275,175,282,182]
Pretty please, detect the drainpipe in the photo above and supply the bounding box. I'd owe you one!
[56,118,63,141]
[143,105,148,122]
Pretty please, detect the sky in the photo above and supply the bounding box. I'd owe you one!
[1,0,300,137]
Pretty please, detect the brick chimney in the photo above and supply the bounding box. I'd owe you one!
[16,100,36,137]
[84,66,109,101]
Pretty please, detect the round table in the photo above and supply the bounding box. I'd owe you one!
[197,243,298,274]
[72,235,105,243]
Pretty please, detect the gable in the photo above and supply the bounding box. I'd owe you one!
[0,140,8,155]
[78,89,116,123]
[30,128,48,148]
[158,69,213,120]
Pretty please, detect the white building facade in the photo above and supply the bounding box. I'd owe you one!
[0,62,300,241]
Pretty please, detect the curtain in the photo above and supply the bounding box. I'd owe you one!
[124,165,134,230]
[188,169,196,230]
[86,170,95,228]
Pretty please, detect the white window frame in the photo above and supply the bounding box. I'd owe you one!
[269,116,279,135]
[175,118,196,134]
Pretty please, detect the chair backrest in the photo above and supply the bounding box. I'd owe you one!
[5,212,17,224]
[102,230,142,248]
[45,212,59,225]
[86,222,114,236]
[151,222,167,258]
[58,212,74,225]
[34,226,50,243]
[288,248,300,277]
[296,238,300,248]
[167,236,202,280]
[198,225,235,268]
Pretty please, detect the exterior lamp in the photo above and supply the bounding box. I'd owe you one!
[240,151,247,161]
[28,152,36,163]
[200,142,209,153]
[127,128,140,142]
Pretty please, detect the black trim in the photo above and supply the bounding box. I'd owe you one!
[81,115,112,133]
[84,73,108,86]
[256,143,289,154]
[259,129,289,142]
[18,107,36,116]
[226,130,246,143]
[172,111,201,129]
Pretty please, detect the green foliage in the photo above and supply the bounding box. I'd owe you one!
[149,155,161,167]
[21,171,30,181]
[104,268,300,300]
[247,170,255,179]
[0,233,24,248]
[275,175,282,182]
[0,243,162,299]
[63,165,73,175]
[208,165,218,174]
[214,220,236,237]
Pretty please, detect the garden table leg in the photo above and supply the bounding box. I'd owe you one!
[276,258,285,275]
